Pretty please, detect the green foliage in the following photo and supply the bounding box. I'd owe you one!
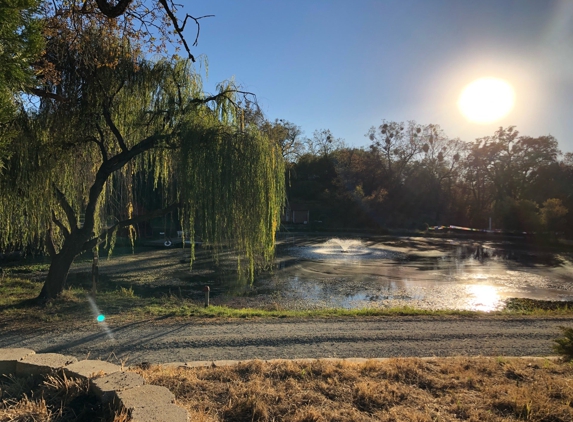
[553,326,573,361]
[0,25,284,293]
[178,117,284,278]
[0,0,44,170]
[540,198,568,232]
[286,121,573,232]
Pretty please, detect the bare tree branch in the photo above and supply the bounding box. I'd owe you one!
[94,124,109,162]
[28,88,68,102]
[157,0,213,62]
[54,185,78,229]
[52,211,70,239]
[102,106,128,152]
[45,225,57,257]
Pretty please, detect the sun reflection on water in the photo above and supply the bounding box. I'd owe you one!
[466,284,502,312]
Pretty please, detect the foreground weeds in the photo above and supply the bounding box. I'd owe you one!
[135,357,573,422]
[0,372,126,422]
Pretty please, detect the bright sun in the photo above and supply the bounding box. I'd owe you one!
[458,77,515,124]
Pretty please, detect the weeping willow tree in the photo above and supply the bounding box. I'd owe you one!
[0,24,284,300]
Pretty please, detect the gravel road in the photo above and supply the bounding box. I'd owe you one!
[2,316,571,365]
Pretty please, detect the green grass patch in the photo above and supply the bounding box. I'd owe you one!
[2,274,573,327]
[503,298,573,315]
[139,303,479,319]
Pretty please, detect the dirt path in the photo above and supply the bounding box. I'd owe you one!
[2,316,571,365]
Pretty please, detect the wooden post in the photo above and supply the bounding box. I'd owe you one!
[91,251,99,294]
[203,285,210,307]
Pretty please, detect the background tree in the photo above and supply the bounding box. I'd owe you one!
[304,129,344,158]
[259,119,304,164]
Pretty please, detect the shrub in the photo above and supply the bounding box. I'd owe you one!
[553,326,573,361]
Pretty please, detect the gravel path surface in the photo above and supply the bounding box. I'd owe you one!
[2,316,571,365]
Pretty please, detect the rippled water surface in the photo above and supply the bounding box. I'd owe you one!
[256,236,573,311]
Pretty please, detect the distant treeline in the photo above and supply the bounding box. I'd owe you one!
[266,119,572,234]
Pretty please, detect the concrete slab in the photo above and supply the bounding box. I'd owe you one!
[116,384,175,410]
[16,353,78,376]
[317,358,342,363]
[211,360,240,367]
[0,348,36,375]
[157,361,187,369]
[64,360,121,380]
[344,358,370,364]
[91,371,145,403]
[130,403,189,422]
[184,361,212,368]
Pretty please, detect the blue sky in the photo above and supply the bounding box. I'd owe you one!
[180,0,573,152]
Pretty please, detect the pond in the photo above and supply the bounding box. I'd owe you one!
[253,236,573,312]
[66,235,573,312]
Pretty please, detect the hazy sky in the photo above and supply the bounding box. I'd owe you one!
[182,0,573,152]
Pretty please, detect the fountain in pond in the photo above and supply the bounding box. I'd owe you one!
[327,238,363,253]
[289,237,401,261]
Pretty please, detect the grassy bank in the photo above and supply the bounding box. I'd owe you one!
[133,357,573,421]
[1,276,573,329]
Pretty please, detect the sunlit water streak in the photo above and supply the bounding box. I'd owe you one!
[258,238,573,312]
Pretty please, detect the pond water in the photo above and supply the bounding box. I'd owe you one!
[251,236,573,312]
[67,235,573,312]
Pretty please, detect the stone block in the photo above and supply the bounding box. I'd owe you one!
[130,403,189,422]
[16,353,78,376]
[317,358,342,363]
[345,358,369,364]
[183,361,212,368]
[91,371,145,403]
[64,360,121,380]
[158,361,187,369]
[211,360,240,367]
[116,385,175,413]
[0,348,35,375]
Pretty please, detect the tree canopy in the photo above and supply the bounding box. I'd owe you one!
[0,15,284,299]
[0,0,43,170]
[285,122,572,234]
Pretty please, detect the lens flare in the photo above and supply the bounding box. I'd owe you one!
[87,295,114,340]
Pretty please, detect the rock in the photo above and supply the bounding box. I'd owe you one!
[16,353,77,376]
[182,361,212,368]
[64,360,121,380]
[0,348,36,375]
[91,371,145,403]
[211,359,240,367]
[129,403,189,422]
[116,384,175,409]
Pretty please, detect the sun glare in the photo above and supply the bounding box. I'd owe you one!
[458,78,515,124]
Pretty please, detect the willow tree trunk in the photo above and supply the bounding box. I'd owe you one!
[38,233,89,300]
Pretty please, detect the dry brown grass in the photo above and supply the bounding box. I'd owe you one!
[0,372,126,422]
[133,357,573,422]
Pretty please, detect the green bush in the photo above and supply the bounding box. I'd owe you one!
[553,326,573,361]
